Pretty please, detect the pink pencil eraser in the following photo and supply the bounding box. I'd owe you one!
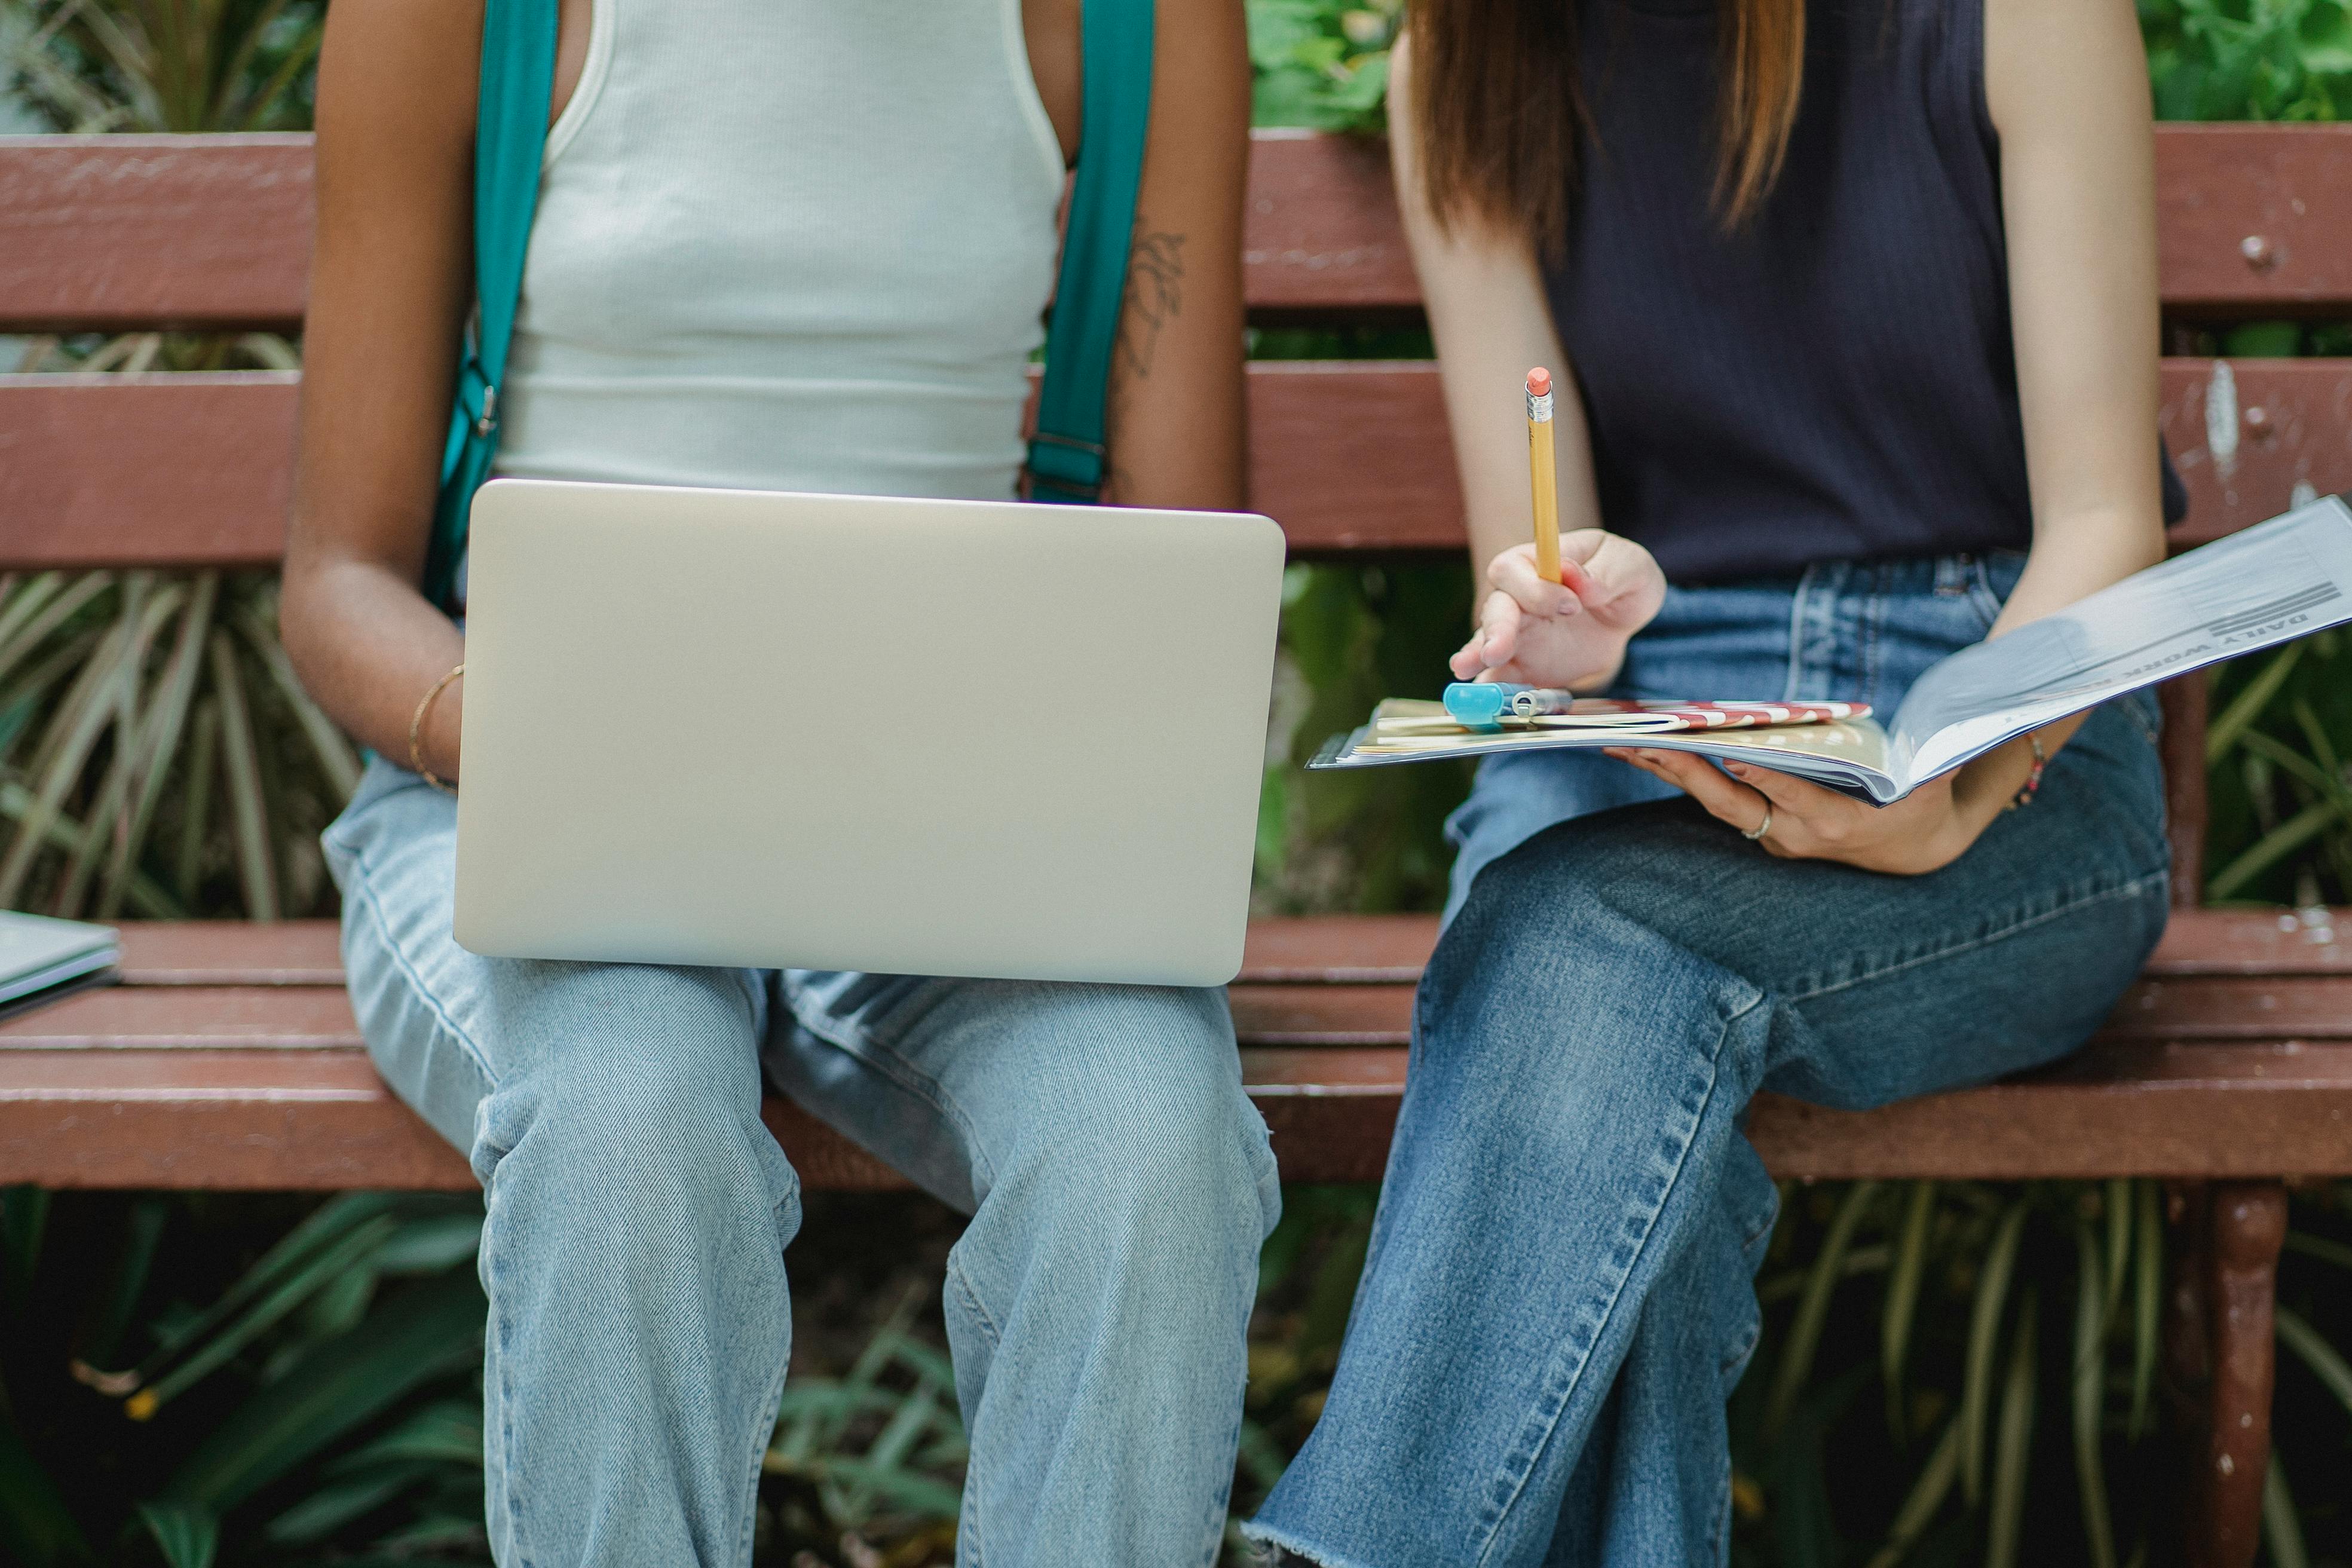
[1526,368,1552,397]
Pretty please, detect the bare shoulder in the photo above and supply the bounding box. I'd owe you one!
[314,0,481,171]
[1982,0,2151,142]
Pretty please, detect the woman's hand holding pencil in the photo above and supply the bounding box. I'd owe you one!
[1451,365,1666,691]
[1449,531,1666,691]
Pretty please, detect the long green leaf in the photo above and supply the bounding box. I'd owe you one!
[1860,1417,1962,1568]
[326,1399,483,1472]
[53,582,186,913]
[2101,1177,2131,1334]
[0,782,183,918]
[0,601,139,907]
[175,694,220,906]
[100,573,217,917]
[2263,1454,2311,1568]
[2209,799,2341,901]
[2206,641,2304,764]
[1962,1201,2029,1504]
[2072,1225,2115,1568]
[157,1272,486,1515]
[76,1196,170,1373]
[208,629,278,920]
[2274,1305,2352,1414]
[0,1401,94,1567]
[114,1194,406,1384]
[2283,1232,2352,1271]
[136,1501,216,1568]
[0,572,110,685]
[237,605,359,798]
[1766,1180,1879,1438]
[1882,1181,1936,1440]
[2130,1181,2161,1442]
[137,1214,405,1415]
[1984,1291,2040,1568]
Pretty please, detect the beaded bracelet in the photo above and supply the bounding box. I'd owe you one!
[2007,731,2047,811]
[408,663,465,796]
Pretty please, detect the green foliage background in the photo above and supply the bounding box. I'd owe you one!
[7,2,2352,1566]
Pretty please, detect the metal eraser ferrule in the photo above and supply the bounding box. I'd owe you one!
[1526,390,1554,423]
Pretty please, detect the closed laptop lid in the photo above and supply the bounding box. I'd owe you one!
[452,480,1284,987]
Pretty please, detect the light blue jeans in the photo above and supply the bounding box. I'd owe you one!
[323,770,1281,1568]
[1249,553,2172,1566]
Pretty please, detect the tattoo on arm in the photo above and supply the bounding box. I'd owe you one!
[1115,229,1187,381]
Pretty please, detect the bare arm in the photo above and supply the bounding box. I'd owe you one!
[1390,38,1663,690]
[1100,0,1251,509]
[1984,0,2167,632]
[281,0,591,786]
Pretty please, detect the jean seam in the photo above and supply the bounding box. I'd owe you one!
[945,1255,1005,1353]
[1471,985,1766,1567]
[738,1327,792,1567]
[344,848,503,1099]
[1778,869,2169,1006]
[783,990,1000,1195]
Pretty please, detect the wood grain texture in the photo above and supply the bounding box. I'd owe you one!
[9,359,2333,570]
[2191,1183,2287,1568]
[69,912,2352,988]
[0,135,314,332]
[10,127,2352,329]
[0,372,297,568]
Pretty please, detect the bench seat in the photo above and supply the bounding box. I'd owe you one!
[6,914,2348,1191]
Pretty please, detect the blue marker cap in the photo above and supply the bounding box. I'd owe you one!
[1444,682,1526,728]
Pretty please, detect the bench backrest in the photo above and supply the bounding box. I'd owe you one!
[8,125,2352,900]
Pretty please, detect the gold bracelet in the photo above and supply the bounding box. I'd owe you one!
[408,663,466,795]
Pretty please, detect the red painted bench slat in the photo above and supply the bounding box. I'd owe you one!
[4,359,2340,570]
[8,128,2352,330]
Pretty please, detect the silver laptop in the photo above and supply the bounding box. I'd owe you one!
[453,479,1285,987]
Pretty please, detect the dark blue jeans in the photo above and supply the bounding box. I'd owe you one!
[1251,555,2171,1566]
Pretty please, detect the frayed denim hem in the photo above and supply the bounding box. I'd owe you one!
[1235,1521,1380,1568]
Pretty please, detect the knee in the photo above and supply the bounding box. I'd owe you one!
[1011,987,1277,1245]
[473,969,796,1248]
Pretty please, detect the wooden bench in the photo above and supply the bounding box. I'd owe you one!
[6,125,2352,1563]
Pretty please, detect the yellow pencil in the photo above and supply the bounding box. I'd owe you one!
[1526,368,1562,584]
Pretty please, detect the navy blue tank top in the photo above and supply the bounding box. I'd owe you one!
[1544,0,2178,583]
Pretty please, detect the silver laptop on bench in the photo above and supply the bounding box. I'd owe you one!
[451,479,1285,987]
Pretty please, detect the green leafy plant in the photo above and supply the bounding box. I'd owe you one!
[2142,0,2352,122]
[1247,0,1396,133]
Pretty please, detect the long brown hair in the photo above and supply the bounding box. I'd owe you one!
[1405,0,1807,246]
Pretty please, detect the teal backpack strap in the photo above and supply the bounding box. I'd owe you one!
[422,0,559,613]
[1027,0,1155,504]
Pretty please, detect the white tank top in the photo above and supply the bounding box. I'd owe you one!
[492,0,1067,501]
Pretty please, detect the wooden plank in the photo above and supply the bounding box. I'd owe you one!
[2155,122,2352,317]
[1238,914,1434,983]
[0,986,359,1049]
[2147,907,2352,976]
[4,357,2330,571]
[115,920,344,985]
[0,135,315,333]
[2105,977,2352,1040]
[0,372,298,568]
[8,1040,2352,1187]
[10,127,2352,330]
[88,911,2351,991]
[2160,359,2352,546]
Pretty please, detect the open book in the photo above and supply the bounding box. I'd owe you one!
[1309,494,2352,804]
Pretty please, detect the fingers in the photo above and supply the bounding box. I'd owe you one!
[1449,590,1522,679]
[1608,747,1772,838]
[1489,546,1585,617]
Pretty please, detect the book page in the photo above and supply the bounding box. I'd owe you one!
[1888,496,2352,790]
